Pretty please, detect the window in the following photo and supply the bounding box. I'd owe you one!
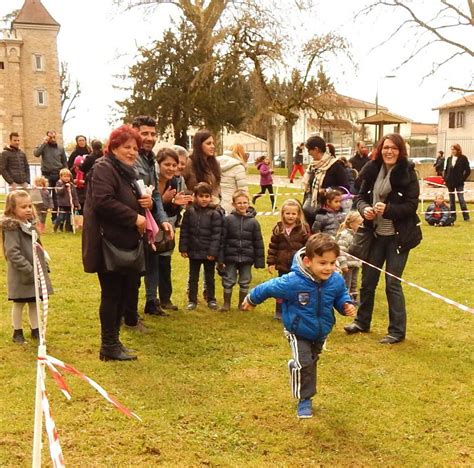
[448,112,455,129]
[456,111,465,128]
[33,54,44,71]
[36,89,47,106]
[0,62,4,70]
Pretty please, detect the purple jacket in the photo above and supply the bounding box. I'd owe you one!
[257,162,273,186]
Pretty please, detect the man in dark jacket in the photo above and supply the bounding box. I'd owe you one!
[349,141,370,173]
[34,130,67,221]
[289,143,305,183]
[131,115,171,317]
[0,132,30,189]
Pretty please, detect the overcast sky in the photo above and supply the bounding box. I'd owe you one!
[2,0,473,143]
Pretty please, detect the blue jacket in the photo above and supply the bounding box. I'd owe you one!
[248,248,351,341]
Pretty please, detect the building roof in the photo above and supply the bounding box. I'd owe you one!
[308,118,357,131]
[411,122,438,135]
[357,111,410,125]
[13,0,59,27]
[433,94,474,110]
[331,93,389,111]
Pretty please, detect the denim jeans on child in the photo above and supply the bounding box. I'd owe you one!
[355,234,409,339]
[222,262,252,293]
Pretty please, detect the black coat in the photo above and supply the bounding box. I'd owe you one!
[355,158,422,252]
[220,208,265,267]
[82,156,144,273]
[179,204,222,259]
[0,146,30,185]
[444,154,471,188]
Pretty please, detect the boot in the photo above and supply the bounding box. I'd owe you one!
[13,329,26,344]
[238,290,248,311]
[99,344,137,361]
[100,329,137,361]
[31,328,40,340]
[219,291,232,312]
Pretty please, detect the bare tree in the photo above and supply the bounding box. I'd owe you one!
[358,0,474,92]
[60,62,82,125]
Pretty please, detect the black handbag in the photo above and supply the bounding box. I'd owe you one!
[153,230,176,254]
[348,225,375,262]
[102,236,145,274]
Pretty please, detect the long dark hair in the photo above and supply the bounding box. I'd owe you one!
[190,129,221,185]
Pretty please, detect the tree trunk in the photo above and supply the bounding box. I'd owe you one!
[267,117,276,164]
[174,127,189,148]
[285,121,294,176]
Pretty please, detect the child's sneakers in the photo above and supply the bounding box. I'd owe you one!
[187,302,197,311]
[207,300,218,310]
[297,399,313,419]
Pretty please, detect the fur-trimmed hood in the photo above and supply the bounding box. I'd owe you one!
[0,216,35,235]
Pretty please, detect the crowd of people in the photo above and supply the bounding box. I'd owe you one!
[0,119,470,418]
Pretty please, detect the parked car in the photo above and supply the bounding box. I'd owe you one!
[409,157,436,165]
[273,151,286,168]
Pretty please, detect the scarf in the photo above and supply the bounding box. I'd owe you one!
[109,155,141,198]
[302,153,338,208]
[373,164,395,235]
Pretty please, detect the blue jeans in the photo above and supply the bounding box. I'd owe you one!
[222,262,252,293]
[144,248,160,302]
[447,184,469,221]
[355,235,409,339]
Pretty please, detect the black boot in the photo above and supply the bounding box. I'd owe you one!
[219,291,232,312]
[31,328,40,340]
[144,298,169,317]
[100,329,137,361]
[238,290,248,311]
[99,344,137,361]
[12,329,26,344]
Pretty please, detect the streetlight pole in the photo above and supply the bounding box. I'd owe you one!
[375,74,396,142]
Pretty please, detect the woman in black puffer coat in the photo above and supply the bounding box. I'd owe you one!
[344,134,422,344]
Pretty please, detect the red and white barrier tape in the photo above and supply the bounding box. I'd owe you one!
[39,372,66,468]
[34,245,49,343]
[352,254,474,315]
[38,355,142,421]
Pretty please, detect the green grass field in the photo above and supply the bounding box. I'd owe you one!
[0,187,473,466]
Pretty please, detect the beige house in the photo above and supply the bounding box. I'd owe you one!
[433,94,474,159]
[0,0,62,160]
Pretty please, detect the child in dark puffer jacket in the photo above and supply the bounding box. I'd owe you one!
[219,190,265,311]
[267,199,311,319]
[179,182,223,310]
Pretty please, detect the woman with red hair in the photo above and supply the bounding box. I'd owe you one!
[82,125,153,361]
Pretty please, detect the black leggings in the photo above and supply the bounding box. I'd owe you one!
[252,185,276,209]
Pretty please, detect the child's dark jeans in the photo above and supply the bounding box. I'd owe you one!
[188,258,216,302]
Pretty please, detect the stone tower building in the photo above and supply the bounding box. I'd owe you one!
[0,0,62,160]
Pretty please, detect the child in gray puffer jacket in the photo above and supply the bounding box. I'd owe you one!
[335,211,363,302]
[312,189,345,238]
